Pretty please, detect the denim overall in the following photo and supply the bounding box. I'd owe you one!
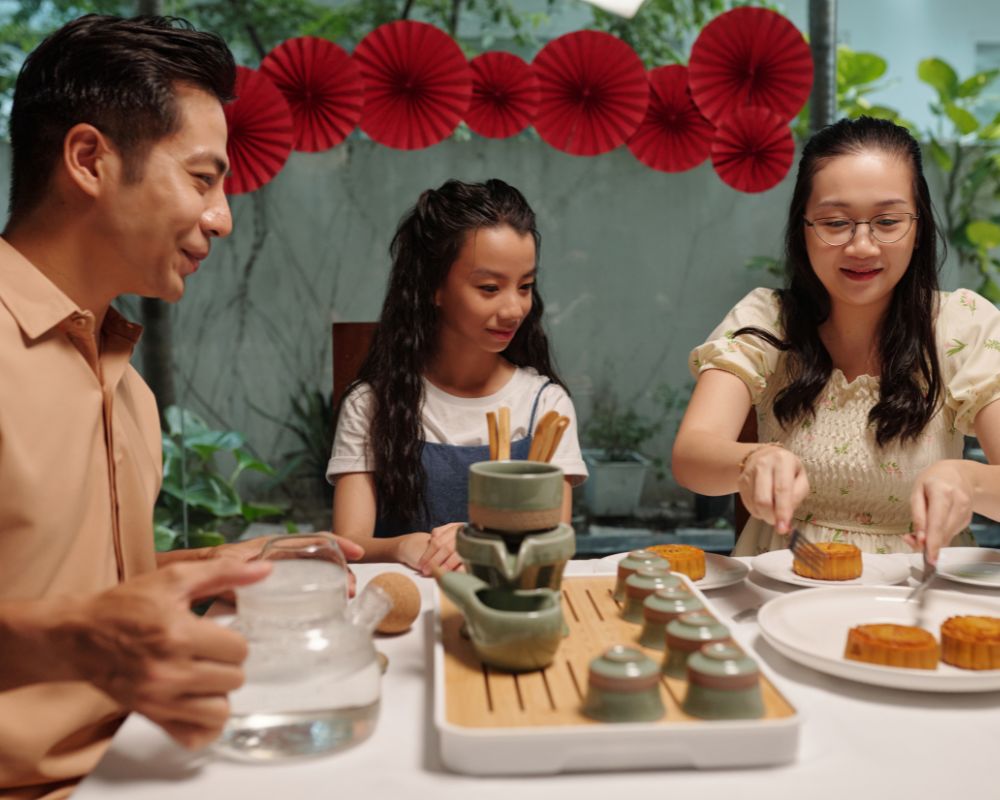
[374,381,553,537]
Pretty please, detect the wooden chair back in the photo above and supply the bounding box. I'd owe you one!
[332,322,377,409]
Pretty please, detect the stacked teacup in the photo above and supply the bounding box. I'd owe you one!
[435,461,573,672]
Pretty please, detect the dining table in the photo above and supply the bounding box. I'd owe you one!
[76,555,1000,800]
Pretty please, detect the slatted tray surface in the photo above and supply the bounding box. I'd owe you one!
[434,574,800,774]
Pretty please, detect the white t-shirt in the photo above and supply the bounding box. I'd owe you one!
[327,366,588,485]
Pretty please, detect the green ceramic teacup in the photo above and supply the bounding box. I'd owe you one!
[468,461,564,534]
[622,566,682,623]
[638,586,704,650]
[682,642,764,719]
[663,612,731,678]
[613,549,670,602]
[582,645,665,723]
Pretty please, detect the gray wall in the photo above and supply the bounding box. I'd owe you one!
[110,137,963,506]
[158,140,791,498]
[0,136,968,505]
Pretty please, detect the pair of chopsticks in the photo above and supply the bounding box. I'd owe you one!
[527,410,569,463]
[486,407,511,461]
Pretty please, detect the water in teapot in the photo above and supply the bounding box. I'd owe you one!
[215,536,388,761]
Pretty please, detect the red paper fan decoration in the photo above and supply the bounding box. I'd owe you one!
[688,7,813,124]
[352,21,471,150]
[627,65,715,173]
[532,30,648,156]
[224,67,294,195]
[711,106,794,193]
[260,37,362,153]
[466,51,538,139]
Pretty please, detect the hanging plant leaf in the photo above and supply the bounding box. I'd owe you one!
[944,102,980,135]
[967,220,1000,250]
[838,50,887,87]
[917,58,959,102]
[957,68,1000,99]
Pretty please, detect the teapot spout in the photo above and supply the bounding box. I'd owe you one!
[434,570,489,618]
[348,582,392,634]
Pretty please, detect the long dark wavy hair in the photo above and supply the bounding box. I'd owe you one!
[345,178,566,528]
[738,116,943,447]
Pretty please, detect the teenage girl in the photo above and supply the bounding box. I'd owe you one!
[672,117,1000,561]
[328,179,587,574]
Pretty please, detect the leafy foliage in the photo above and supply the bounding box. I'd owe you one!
[583,382,690,474]
[792,45,914,139]
[156,406,285,551]
[251,381,335,508]
[915,57,1000,300]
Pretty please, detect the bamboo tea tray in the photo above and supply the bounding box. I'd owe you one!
[433,574,800,775]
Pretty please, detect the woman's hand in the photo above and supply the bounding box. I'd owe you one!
[416,522,464,576]
[737,445,810,534]
[394,532,432,572]
[906,460,975,565]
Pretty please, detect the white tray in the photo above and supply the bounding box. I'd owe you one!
[433,574,800,775]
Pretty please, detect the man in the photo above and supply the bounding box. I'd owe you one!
[0,16,361,798]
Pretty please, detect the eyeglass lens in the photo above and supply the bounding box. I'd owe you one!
[810,213,916,245]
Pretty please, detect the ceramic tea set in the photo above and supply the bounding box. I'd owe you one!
[435,460,572,672]
[437,466,767,720]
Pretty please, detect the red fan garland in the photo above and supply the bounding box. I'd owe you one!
[223,66,294,195]
[532,30,649,156]
[352,21,471,150]
[688,7,813,124]
[711,106,794,193]
[627,65,714,173]
[260,37,362,153]
[466,51,538,139]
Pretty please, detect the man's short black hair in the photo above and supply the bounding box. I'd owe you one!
[8,14,236,220]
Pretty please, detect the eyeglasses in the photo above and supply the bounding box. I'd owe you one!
[804,212,919,246]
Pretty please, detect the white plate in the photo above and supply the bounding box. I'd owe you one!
[751,549,910,588]
[758,585,1000,692]
[592,551,749,590]
[937,547,1000,588]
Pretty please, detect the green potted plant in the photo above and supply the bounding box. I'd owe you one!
[581,384,679,517]
[155,406,287,551]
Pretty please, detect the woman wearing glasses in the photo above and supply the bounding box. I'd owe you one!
[672,116,1000,563]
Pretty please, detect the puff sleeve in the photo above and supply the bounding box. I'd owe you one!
[689,288,783,405]
[938,289,1000,434]
[326,383,375,482]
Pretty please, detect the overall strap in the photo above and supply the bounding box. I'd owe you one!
[527,379,555,432]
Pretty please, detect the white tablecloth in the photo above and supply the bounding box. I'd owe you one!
[76,557,1000,800]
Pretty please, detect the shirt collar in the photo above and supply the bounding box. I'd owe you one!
[0,237,142,344]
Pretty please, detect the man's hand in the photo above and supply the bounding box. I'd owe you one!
[209,533,365,565]
[62,559,272,749]
[159,534,365,599]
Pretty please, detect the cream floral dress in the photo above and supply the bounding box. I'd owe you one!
[691,288,1000,556]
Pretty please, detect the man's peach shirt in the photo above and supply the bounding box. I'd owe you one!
[0,239,160,798]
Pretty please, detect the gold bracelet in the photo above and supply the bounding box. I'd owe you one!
[738,442,785,474]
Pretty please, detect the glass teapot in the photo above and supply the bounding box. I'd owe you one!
[215,534,390,761]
